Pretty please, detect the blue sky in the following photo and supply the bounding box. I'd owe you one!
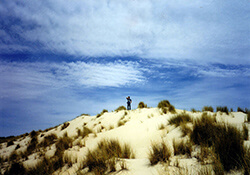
[0,0,249,137]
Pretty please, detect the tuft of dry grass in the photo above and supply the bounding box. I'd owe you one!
[39,133,58,148]
[191,112,247,172]
[115,106,126,112]
[7,140,14,147]
[243,124,249,140]
[216,106,229,115]
[168,113,192,127]
[157,100,176,114]
[77,126,92,138]
[83,139,134,174]
[173,139,192,157]
[138,101,147,109]
[96,109,108,118]
[202,106,214,112]
[117,120,126,127]
[149,140,171,165]
[61,122,70,131]
[158,123,166,130]
[180,123,192,137]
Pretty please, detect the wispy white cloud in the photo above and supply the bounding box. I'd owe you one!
[1,0,249,64]
[0,60,146,99]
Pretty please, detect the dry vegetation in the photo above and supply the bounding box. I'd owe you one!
[81,139,134,174]
[1,101,250,175]
[149,140,171,165]
[158,100,176,114]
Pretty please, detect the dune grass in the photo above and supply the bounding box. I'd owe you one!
[61,122,70,131]
[96,109,108,118]
[216,106,229,115]
[149,140,171,165]
[158,100,176,114]
[173,139,192,157]
[190,112,247,172]
[39,133,58,148]
[138,101,147,109]
[83,139,134,174]
[115,106,126,112]
[77,126,93,138]
[202,106,214,112]
[168,113,192,127]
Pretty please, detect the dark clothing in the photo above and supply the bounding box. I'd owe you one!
[126,98,132,110]
[127,99,132,105]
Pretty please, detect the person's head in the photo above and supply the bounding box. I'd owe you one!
[127,96,130,99]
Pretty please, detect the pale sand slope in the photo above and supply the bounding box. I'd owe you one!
[0,108,249,175]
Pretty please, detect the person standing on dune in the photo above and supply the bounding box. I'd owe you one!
[126,96,132,110]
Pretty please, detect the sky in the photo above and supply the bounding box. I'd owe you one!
[0,0,249,137]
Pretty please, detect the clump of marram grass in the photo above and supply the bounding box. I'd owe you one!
[25,136,38,156]
[97,139,135,159]
[216,106,229,115]
[238,107,245,113]
[243,124,249,140]
[158,123,166,130]
[149,140,171,165]
[61,122,70,130]
[173,139,192,157]
[55,133,73,155]
[138,101,147,109]
[242,146,250,175]
[191,112,247,172]
[168,113,192,127]
[247,111,250,122]
[191,108,197,112]
[83,139,134,174]
[52,133,73,171]
[77,126,93,138]
[30,130,38,138]
[9,151,19,162]
[39,133,58,148]
[4,162,26,175]
[157,100,176,114]
[7,140,14,147]
[117,120,125,127]
[180,123,192,137]
[97,109,108,118]
[158,100,171,108]
[115,106,126,112]
[202,106,214,112]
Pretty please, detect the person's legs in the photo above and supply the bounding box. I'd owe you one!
[127,105,131,110]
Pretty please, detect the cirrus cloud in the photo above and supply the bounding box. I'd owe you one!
[0,0,249,64]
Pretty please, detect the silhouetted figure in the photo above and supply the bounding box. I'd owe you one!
[126,96,132,110]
